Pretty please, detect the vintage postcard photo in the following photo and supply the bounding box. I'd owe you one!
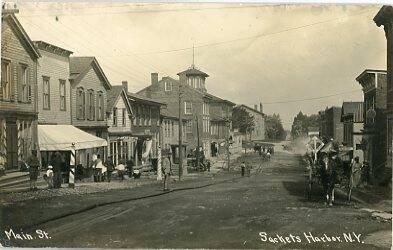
[0,1,392,249]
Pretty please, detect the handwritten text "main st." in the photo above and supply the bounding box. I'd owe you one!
[4,229,51,241]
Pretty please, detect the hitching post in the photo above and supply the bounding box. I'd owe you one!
[69,143,76,188]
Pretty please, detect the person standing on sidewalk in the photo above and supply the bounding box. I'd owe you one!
[26,150,40,191]
[162,152,171,191]
[44,165,54,188]
[51,151,64,188]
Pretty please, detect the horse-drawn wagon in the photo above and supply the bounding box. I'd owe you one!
[304,138,351,206]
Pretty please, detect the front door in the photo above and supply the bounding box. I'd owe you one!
[6,122,18,170]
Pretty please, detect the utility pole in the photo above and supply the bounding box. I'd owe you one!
[195,114,200,170]
[225,117,230,171]
[178,79,183,181]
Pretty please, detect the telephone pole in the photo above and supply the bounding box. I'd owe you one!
[178,80,183,181]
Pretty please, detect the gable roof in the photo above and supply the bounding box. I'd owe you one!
[106,85,133,115]
[2,13,41,59]
[237,104,265,116]
[177,67,209,77]
[69,57,111,89]
[205,93,236,106]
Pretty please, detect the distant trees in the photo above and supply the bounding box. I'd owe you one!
[265,113,286,141]
[291,111,320,139]
[232,106,255,138]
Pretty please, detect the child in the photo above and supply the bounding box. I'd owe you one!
[44,165,54,188]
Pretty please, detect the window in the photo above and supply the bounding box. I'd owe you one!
[164,81,172,91]
[18,64,29,102]
[148,107,152,126]
[43,76,50,109]
[59,80,66,111]
[203,102,209,115]
[1,59,11,100]
[122,108,126,126]
[185,101,192,114]
[76,87,85,119]
[87,90,95,120]
[171,121,174,136]
[113,107,118,126]
[97,91,104,120]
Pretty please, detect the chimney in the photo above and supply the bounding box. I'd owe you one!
[259,102,263,113]
[254,104,258,111]
[122,81,128,93]
[151,73,158,85]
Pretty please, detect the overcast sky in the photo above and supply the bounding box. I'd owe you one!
[15,2,386,129]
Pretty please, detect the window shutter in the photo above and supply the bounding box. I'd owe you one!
[27,68,32,102]
[92,92,95,120]
[17,64,22,102]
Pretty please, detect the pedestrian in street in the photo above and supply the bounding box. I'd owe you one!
[162,151,171,191]
[246,163,251,177]
[26,150,40,191]
[93,154,104,182]
[241,161,246,177]
[51,151,64,188]
[43,165,54,188]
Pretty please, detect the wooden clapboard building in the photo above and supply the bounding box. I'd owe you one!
[0,11,41,170]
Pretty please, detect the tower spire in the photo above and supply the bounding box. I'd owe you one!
[192,44,195,69]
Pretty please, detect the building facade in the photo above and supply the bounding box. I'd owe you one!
[236,104,266,141]
[137,68,235,159]
[1,12,41,170]
[356,69,388,183]
[106,83,134,166]
[374,5,393,173]
[127,91,163,166]
[161,114,188,164]
[341,102,364,163]
[34,41,73,125]
[69,57,111,167]
[319,106,344,144]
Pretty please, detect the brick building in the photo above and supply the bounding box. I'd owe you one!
[1,12,41,170]
[106,82,134,166]
[34,41,73,125]
[319,106,344,144]
[341,102,364,163]
[69,57,111,166]
[356,69,388,183]
[161,112,188,164]
[137,67,234,158]
[374,5,393,172]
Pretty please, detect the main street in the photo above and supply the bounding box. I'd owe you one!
[3,151,391,249]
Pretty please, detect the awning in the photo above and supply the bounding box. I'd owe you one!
[38,125,108,151]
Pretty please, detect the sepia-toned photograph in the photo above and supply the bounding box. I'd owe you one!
[0,1,392,249]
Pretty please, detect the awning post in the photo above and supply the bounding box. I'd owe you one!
[69,143,76,188]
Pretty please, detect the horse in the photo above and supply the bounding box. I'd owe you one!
[318,152,337,206]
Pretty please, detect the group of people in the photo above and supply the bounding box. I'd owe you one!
[25,150,64,190]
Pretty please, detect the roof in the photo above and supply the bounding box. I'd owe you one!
[374,5,393,27]
[341,102,364,123]
[33,40,73,56]
[237,104,265,116]
[355,69,387,82]
[106,86,133,116]
[205,93,236,106]
[69,57,111,89]
[127,92,166,106]
[177,66,209,77]
[2,13,41,59]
